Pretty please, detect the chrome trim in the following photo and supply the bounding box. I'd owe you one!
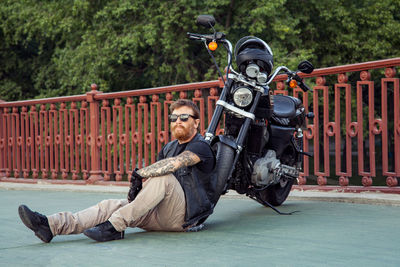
[204,132,214,141]
[227,73,265,93]
[223,40,233,65]
[266,66,291,84]
[216,100,255,120]
[296,128,303,138]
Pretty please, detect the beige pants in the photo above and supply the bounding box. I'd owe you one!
[47,174,186,236]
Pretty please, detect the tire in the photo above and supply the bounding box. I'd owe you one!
[256,143,298,206]
[211,141,235,205]
[257,178,294,206]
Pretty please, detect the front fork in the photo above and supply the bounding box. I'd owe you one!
[204,81,230,141]
[206,90,262,152]
[206,84,263,184]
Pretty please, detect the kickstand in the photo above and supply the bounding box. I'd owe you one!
[249,194,300,215]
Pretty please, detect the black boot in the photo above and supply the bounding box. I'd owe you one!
[83,221,124,242]
[18,205,53,243]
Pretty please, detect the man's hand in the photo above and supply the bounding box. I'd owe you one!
[127,169,143,203]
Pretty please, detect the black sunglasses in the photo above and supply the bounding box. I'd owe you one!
[168,114,197,122]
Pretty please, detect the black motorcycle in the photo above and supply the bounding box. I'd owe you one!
[188,15,314,212]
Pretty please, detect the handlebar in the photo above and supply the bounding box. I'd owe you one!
[187,32,226,42]
[293,72,311,92]
[298,80,311,92]
[267,67,312,92]
[188,31,312,92]
[187,32,214,41]
[188,32,233,69]
[293,73,311,92]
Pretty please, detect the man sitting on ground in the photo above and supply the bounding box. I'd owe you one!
[18,99,216,242]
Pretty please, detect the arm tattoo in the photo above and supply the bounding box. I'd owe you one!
[137,150,201,178]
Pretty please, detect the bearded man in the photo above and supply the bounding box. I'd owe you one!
[18,99,216,242]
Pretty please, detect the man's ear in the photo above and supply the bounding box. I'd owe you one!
[194,118,200,130]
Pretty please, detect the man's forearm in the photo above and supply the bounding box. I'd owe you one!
[136,158,176,178]
[136,150,200,178]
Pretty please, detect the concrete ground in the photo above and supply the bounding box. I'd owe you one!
[1,182,400,267]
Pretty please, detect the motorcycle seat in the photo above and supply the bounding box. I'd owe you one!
[273,95,302,118]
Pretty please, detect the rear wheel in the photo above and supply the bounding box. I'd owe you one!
[256,178,294,206]
[255,145,297,206]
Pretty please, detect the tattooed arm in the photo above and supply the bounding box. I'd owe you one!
[136,150,201,178]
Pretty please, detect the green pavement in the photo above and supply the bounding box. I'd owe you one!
[1,188,400,267]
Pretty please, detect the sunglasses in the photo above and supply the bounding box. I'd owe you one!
[168,114,197,122]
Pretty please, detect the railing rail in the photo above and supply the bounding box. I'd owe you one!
[1,58,399,193]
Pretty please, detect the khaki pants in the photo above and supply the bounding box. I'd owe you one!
[47,174,186,236]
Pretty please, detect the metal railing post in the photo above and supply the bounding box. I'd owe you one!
[86,84,103,183]
[0,99,5,177]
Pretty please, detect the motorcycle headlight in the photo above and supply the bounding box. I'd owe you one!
[233,87,253,107]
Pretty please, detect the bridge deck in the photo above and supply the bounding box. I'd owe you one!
[1,187,400,266]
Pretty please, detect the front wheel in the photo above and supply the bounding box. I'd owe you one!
[197,141,235,226]
[211,141,235,205]
[256,177,294,206]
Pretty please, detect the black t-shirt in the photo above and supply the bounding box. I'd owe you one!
[158,138,215,173]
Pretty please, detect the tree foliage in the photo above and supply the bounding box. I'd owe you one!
[1,0,399,101]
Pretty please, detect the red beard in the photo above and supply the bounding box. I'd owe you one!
[172,125,192,141]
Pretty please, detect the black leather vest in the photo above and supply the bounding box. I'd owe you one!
[162,134,217,228]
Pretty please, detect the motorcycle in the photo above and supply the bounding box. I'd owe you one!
[187,15,314,212]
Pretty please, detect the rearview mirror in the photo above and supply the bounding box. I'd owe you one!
[196,15,216,28]
[298,60,314,74]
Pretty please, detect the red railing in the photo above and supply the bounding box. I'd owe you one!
[1,58,399,193]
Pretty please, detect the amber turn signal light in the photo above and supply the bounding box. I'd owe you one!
[208,41,218,51]
[289,79,298,88]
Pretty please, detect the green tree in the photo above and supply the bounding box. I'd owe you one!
[1,0,399,101]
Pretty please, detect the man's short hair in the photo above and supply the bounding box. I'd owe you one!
[169,99,200,119]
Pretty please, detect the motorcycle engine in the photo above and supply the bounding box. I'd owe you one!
[251,150,299,186]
